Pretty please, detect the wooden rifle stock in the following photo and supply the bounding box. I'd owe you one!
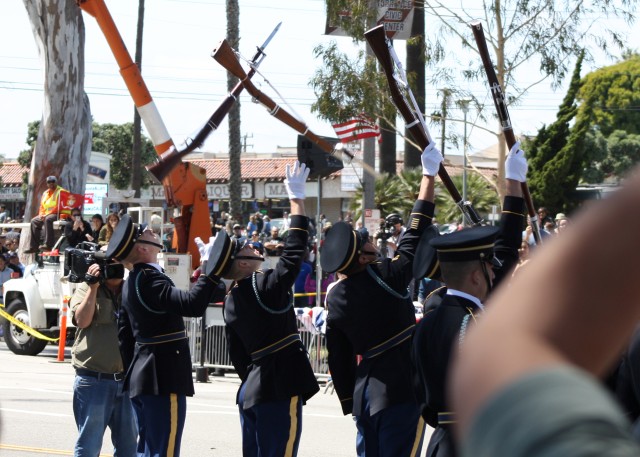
[470,21,542,243]
[365,25,483,225]
[212,39,353,160]
[147,30,276,182]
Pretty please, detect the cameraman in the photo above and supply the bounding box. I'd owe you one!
[65,208,92,248]
[70,260,137,456]
[384,213,406,258]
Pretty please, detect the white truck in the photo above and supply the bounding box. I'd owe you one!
[1,208,192,356]
[2,246,73,355]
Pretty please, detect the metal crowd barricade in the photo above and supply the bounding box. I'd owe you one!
[186,304,330,379]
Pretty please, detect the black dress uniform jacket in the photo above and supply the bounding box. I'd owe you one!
[412,196,525,456]
[119,264,226,398]
[224,215,320,410]
[326,200,435,416]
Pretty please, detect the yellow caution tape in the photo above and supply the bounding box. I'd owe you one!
[0,306,60,342]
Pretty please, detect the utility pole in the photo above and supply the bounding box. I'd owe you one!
[438,88,451,157]
[458,99,471,221]
[242,133,253,153]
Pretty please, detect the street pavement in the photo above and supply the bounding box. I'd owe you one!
[0,343,433,456]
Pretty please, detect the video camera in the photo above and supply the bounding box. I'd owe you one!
[374,221,392,242]
[64,242,124,284]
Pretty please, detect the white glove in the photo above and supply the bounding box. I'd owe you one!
[505,141,528,182]
[284,161,310,200]
[421,143,443,176]
[195,235,216,262]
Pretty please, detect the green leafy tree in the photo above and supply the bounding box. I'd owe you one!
[422,0,635,197]
[601,130,640,179]
[310,43,398,174]
[92,122,157,189]
[348,172,408,220]
[533,96,598,212]
[526,52,584,205]
[577,53,640,137]
[348,168,499,224]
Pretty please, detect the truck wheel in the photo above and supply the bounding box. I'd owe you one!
[2,299,48,356]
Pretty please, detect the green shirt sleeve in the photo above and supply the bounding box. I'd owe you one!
[463,366,640,457]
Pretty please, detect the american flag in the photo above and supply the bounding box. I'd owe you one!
[332,115,380,143]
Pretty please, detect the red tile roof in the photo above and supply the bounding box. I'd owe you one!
[0,158,497,187]
[0,162,28,186]
[188,158,340,183]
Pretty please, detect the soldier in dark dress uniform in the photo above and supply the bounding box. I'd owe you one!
[321,144,443,457]
[106,215,226,457]
[412,143,528,457]
[207,161,319,457]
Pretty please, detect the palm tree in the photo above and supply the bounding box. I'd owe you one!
[226,0,242,223]
[434,173,500,224]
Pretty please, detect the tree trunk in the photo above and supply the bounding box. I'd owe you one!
[227,0,243,224]
[22,0,91,247]
[404,3,425,169]
[132,0,146,198]
[379,118,397,174]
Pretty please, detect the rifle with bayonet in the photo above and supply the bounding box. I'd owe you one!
[364,24,483,226]
[470,21,542,244]
[212,39,355,161]
[147,23,282,182]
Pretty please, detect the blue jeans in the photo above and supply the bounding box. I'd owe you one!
[73,374,138,457]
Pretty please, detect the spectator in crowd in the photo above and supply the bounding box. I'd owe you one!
[555,212,570,234]
[25,175,68,254]
[214,211,228,236]
[385,213,407,257]
[0,253,14,299]
[544,220,556,235]
[282,211,290,231]
[0,204,9,223]
[7,252,24,276]
[5,237,19,256]
[5,226,21,244]
[250,231,264,255]
[294,254,313,307]
[537,206,553,227]
[149,212,163,235]
[264,226,285,256]
[87,214,104,243]
[231,223,244,241]
[304,267,334,307]
[262,216,272,236]
[254,212,264,233]
[70,261,137,456]
[99,213,120,249]
[65,208,92,248]
[247,215,259,235]
[450,167,640,457]
[511,239,531,279]
[0,234,9,254]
